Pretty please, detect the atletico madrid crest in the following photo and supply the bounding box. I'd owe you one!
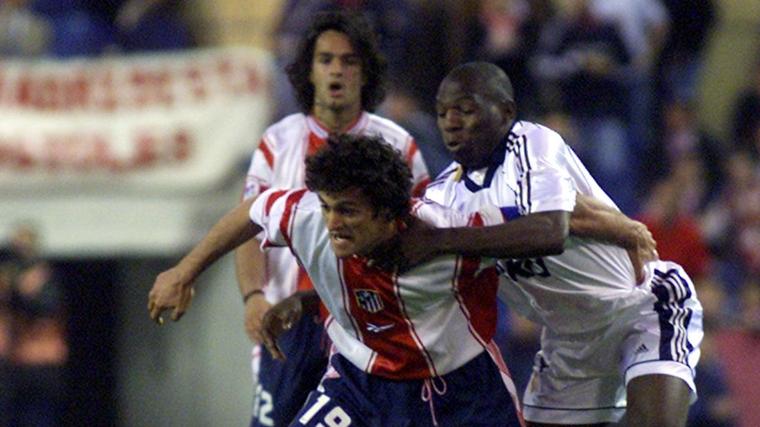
[355,289,384,313]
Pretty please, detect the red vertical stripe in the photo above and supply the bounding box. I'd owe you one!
[412,178,431,197]
[340,258,431,378]
[456,213,499,342]
[406,139,430,197]
[258,138,274,168]
[307,132,327,156]
[295,267,314,291]
[278,189,308,248]
[264,190,288,215]
[405,139,418,164]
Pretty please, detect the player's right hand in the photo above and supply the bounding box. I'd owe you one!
[261,294,304,360]
[148,267,195,324]
[244,292,272,343]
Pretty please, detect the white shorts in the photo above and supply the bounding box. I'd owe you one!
[521,261,704,424]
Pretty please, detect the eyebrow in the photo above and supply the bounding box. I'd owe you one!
[315,49,359,57]
[436,95,475,105]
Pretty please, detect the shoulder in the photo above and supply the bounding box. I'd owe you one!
[426,163,460,188]
[363,113,412,143]
[261,113,308,148]
[252,188,321,223]
[422,164,460,203]
[507,121,568,159]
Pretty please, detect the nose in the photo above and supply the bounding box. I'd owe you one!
[328,58,344,75]
[325,211,343,231]
[440,110,462,132]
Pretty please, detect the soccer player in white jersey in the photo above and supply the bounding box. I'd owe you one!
[236,11,429,426]
[148,134,522,426]
[408,62,703,427]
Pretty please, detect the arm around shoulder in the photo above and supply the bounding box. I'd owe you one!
[417,210,570,261]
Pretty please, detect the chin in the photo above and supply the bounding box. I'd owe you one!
[330,245,353,258]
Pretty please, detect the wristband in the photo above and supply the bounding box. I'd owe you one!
[243,289,264,304]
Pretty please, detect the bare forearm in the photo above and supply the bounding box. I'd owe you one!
[570,194,638,249]
[235,238,266,297]
[433,211,569,259]
[179,199,261,280]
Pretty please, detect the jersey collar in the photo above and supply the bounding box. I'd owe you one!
[460,133,510,192]
[306,112,368,138]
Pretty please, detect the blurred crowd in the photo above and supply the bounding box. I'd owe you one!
[3,0,759,425]
[1,224,67,427]
[0,0,193,57]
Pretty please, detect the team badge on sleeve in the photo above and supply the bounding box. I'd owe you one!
[355,289,384,313]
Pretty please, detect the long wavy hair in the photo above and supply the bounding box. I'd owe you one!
[286,10,388,113]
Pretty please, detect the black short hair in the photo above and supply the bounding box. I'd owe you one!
[445,62,515,104]
[305,134,411,219]
[286,10,387,113]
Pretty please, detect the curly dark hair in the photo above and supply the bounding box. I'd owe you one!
[305,134,411,220]
[286,10,387,113]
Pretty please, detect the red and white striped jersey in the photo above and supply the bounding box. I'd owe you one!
[242,112,429,304]
[250,189,504,380]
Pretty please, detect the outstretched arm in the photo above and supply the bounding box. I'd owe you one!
[147,198,262,324]
[394,194,654,280]
[391,210,569,270]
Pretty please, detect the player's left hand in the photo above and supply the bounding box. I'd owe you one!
[626,220,658,284]
[147,267,195,325]
[261,294,304,361]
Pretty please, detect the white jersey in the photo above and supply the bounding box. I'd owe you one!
[250,188,505,380]
[424,121,642,334]
[242,112,429,304]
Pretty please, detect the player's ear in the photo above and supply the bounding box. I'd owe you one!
[499,100,517,125]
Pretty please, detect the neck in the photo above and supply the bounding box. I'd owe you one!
[361,220,400,260]
[312,104,362,133]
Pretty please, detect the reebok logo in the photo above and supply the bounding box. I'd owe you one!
[366,322,394,333]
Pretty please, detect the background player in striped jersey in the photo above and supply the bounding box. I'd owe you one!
[235,11,428,427]
[404,62,703,427]
[148,134,522,426]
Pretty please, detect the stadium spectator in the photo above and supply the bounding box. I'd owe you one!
[0,223,68,427]
[531,0,636,213]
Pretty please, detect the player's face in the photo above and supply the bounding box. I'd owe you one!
[435,77,511,169]
[310,30,364,114]
[318,188,395,258]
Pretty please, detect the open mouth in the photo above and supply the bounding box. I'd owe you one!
[330,232,352,244]
[445,139,464,152]
[328,82,344,95]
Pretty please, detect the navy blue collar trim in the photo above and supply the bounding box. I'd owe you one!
[461,132,511,192]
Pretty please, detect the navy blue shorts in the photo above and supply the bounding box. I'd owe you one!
[251,314,328,427]
[291,351,522,427]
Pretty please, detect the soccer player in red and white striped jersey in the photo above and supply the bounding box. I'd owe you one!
[235,11,428,427]
[148,134,522,426]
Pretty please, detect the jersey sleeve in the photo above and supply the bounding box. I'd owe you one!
[510,130,576,215]
[249,188,309,249]
[405,137,431,197]
[242,136,275,201]
[411,198,506,228]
